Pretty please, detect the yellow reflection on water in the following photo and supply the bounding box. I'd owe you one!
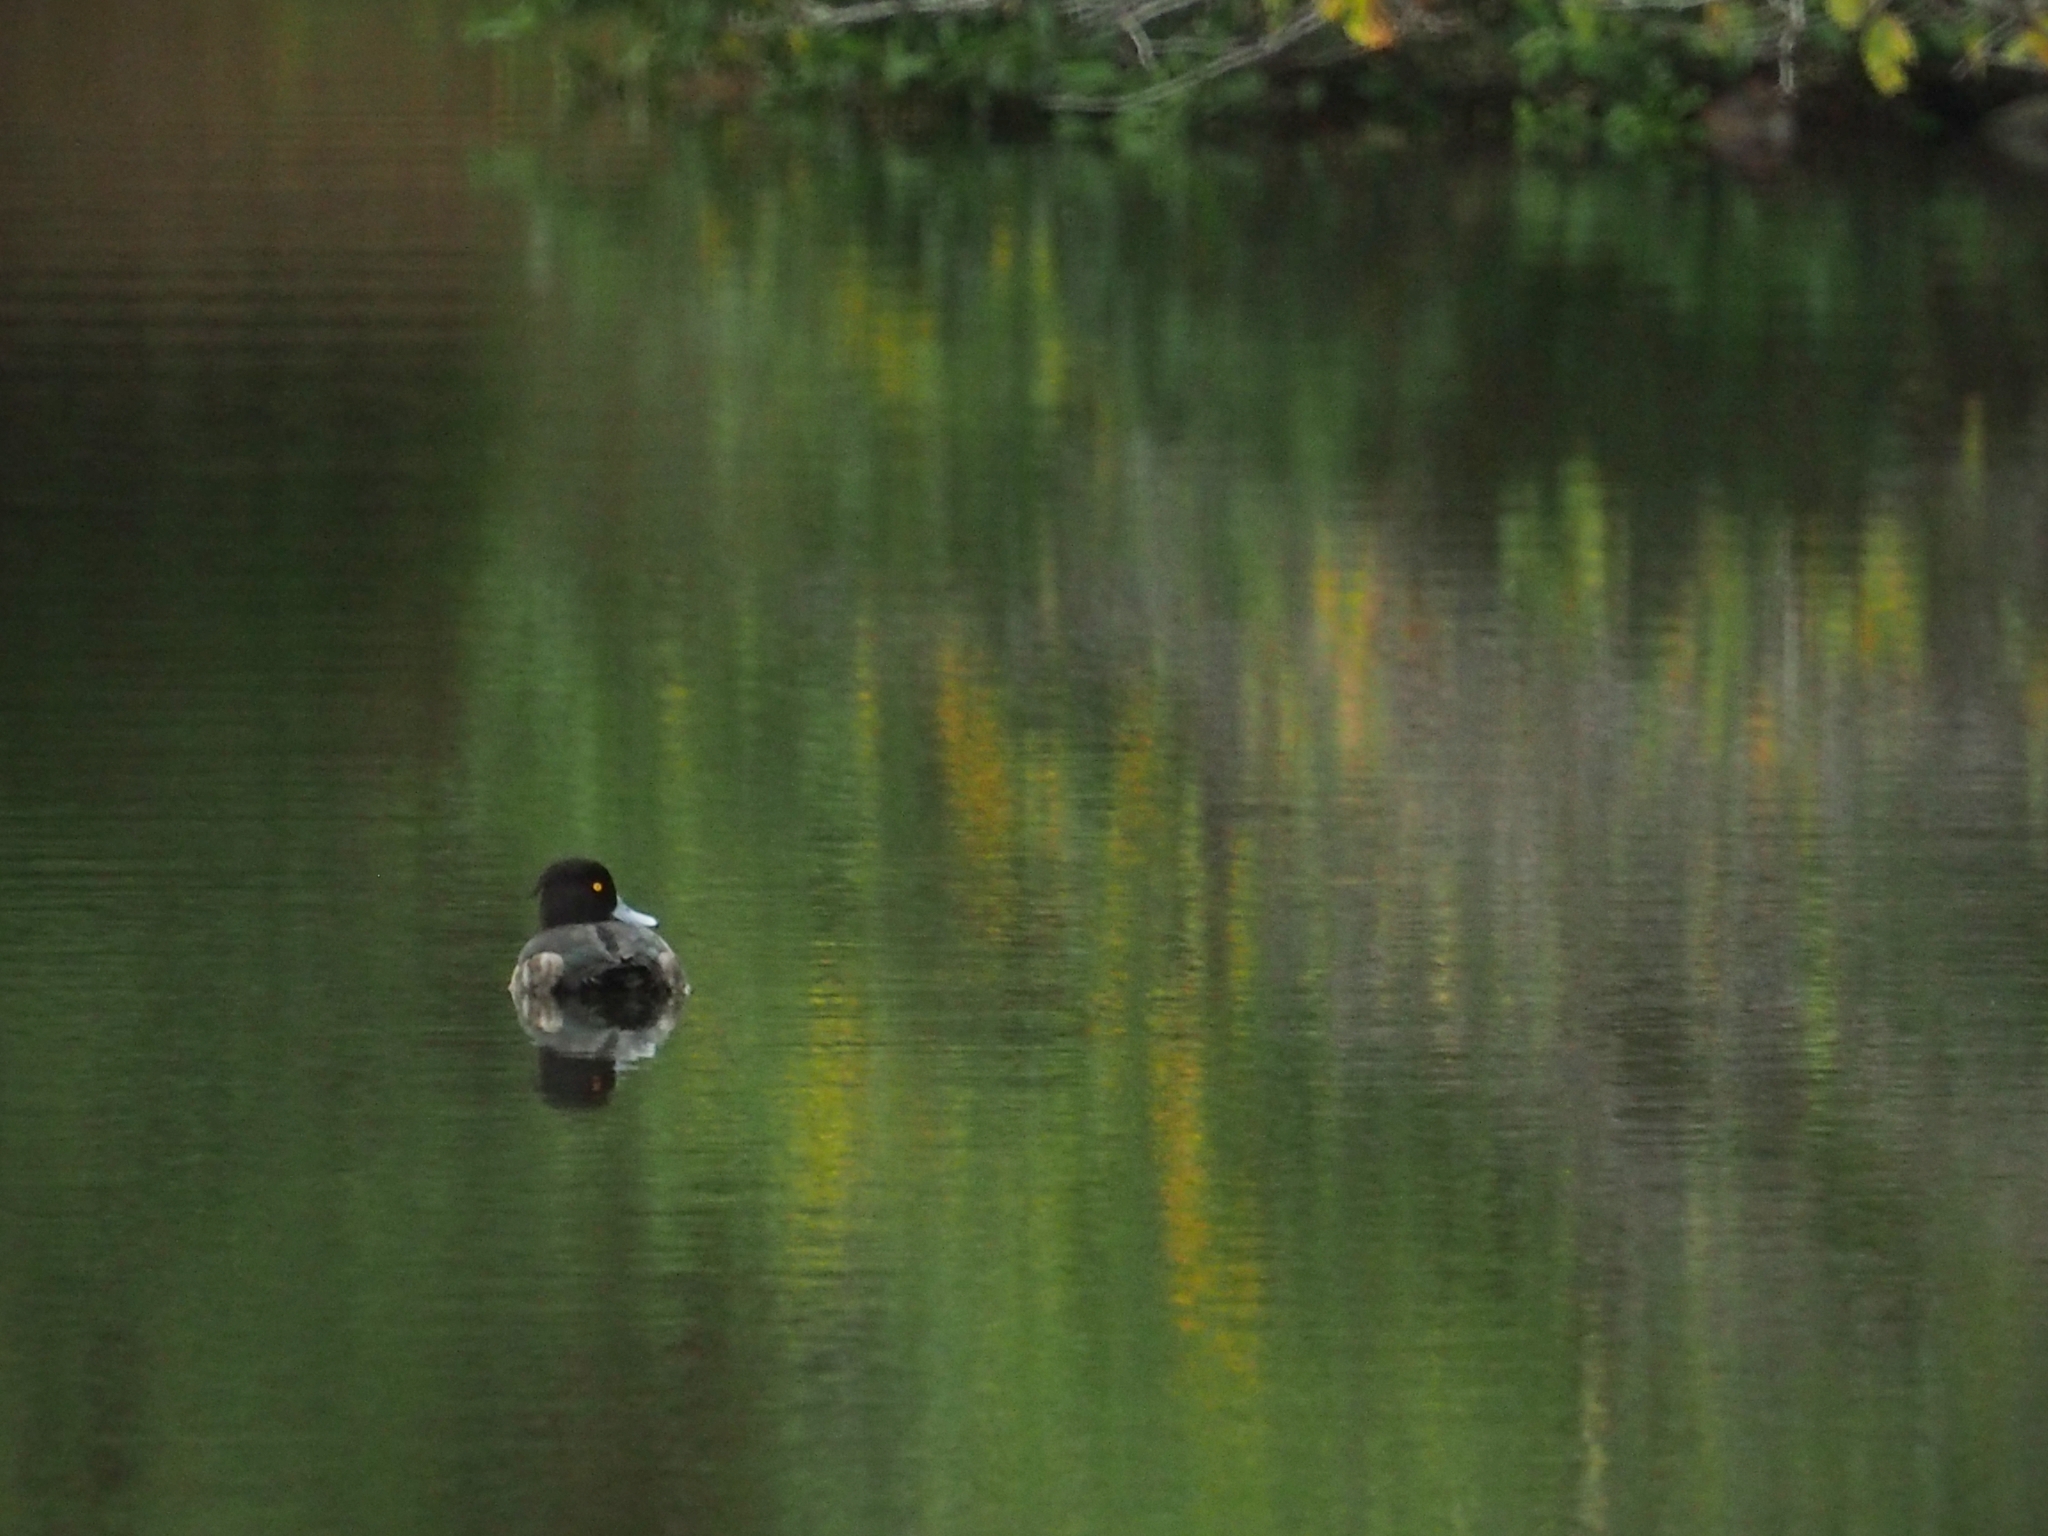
[934,622,1020,943]
[1499,455,1615,650]
[782,943,870,1287]
[1148,779,1269,1509]
[1090,689,1166,1057]
[1857,514,1925,683]
[830,249,941,408]
[1310,524,1385,784]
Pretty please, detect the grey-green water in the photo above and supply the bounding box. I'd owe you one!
[6,4,2048,1534]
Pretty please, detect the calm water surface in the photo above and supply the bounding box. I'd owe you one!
[6,4,2048,1533]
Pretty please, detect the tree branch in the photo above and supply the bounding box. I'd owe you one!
[791,0,1008,26]
[1042,5,1331,113]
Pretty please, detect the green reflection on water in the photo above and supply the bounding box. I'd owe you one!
[8,49,2048,1536]
[449,129,2048,1536]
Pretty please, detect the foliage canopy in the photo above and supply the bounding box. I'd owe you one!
[472,0,2048,152]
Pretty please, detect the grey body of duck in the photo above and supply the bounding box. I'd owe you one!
[509,857,689,1000]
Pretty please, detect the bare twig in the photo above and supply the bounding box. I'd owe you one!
[791,0,1008,26]
[1777,0,1804,95]
[1124,17,1158,67]
[1121,0,1217,27]
[745,0,1374,114]
[1043,5,1330,112]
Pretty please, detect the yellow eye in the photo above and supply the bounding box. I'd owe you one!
[592,881,604,892]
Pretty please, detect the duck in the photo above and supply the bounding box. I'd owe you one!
[509,857,688,1001]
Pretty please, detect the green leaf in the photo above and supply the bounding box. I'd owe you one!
[1826,0,1869,30]
[881,40,930,91]
[465,4,542,44]
[1053,59,1123,96]
[1861,12,1916,96]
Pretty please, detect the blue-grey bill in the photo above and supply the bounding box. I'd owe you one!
[613,900,659,928]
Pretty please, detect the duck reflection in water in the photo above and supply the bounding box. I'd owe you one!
[510,858,691,1108]
[515,985,681,1109]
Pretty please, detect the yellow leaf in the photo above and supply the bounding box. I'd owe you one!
[2019,22,2048,68]
[1346,10,1396,47]
[1826,0,1868,29]
[1699,1,1762,57]
[1318,0,1395,49]
[1862,12,1916,96]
